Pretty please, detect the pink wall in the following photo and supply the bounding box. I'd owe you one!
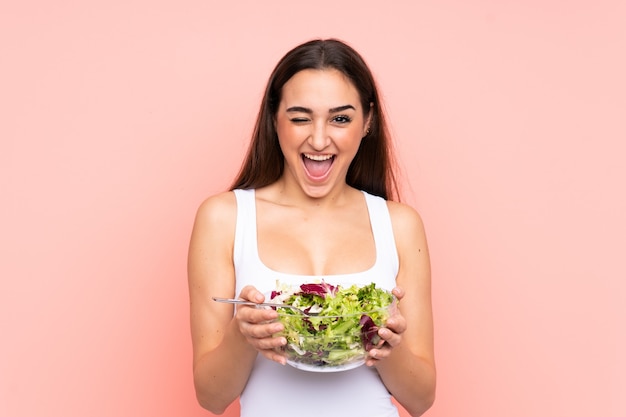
[2,1,625,416]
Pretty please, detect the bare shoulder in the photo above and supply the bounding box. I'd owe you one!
[194,191,237,226]
[188,191,238,299]
[193,190,240,230]
[189,191,238,259]
[385,201,431,309]
[385,200,430,272]
[386,200,427,241]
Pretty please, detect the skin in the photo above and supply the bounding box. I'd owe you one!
[188,69,436,416]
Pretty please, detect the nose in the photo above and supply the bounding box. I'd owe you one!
[309,121,330,150]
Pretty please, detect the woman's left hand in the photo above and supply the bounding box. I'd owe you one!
[365,286,407,366]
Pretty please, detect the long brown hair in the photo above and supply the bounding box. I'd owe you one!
[230,38,399,201]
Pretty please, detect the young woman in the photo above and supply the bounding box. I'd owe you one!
[188,39,435,417]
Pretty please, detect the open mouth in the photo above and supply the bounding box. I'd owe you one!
[302,153,335,179]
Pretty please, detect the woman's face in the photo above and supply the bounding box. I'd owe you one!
[274,68,371,199]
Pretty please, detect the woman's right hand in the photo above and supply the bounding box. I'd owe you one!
[234,285,287,365]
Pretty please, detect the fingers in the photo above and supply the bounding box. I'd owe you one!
[238,317,283,339]
[234,286,287,365]
[238,285,266,303]
[236,303,278,324]
[391,285,405,300]
[238,313,287,365]
[366,327,397,363]
[365,299,407,366]
[242,320,287,365]
[259,347,288,365]
[384,312,407,337]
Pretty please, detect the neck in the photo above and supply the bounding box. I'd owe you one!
[265,177,356,209]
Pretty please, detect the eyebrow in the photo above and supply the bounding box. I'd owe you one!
[285,104,356,114]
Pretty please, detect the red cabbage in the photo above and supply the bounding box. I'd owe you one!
[359,314,381,351]
[299,282,337,297]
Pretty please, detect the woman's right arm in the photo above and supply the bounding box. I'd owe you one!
[187,192,285,414]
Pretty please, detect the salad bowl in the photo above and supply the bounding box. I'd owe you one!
[268,282,396,372]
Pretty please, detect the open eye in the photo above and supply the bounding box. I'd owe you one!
[332,115,352,124]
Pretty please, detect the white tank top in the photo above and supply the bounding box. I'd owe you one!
[233,188,400,417]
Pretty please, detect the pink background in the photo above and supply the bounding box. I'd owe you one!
[2,1,625,416]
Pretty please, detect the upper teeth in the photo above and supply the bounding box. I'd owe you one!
[304,154,333,161]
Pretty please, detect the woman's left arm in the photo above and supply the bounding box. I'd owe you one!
[368,201,436,417]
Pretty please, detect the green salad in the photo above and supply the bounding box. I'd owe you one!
[269,282,394,369]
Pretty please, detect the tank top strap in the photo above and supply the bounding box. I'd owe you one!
[233,188,257,274]
[362,191,399,278]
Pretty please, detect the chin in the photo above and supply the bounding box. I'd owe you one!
[299,182,339,200]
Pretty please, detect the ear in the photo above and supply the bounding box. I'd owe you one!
[363,102,374,136]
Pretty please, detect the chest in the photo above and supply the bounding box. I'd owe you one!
[255,202,376,276]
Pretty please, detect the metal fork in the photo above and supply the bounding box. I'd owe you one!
[211,297,318,316]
